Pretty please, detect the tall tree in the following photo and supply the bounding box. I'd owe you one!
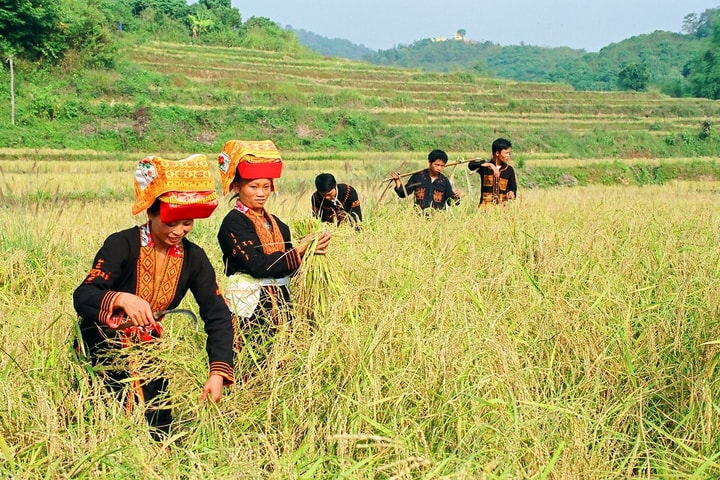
[61,0,118,68]
[683,13,701,36]
[130,0,189,19]
[683,8,720,39]
[188,12,214,38]
[617,63,649,91]
[0,0,65,60]
[200,0,231,8]
[684,23,720,99]
[196,0,241,30]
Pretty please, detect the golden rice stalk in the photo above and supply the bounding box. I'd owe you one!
[291,218,346,321]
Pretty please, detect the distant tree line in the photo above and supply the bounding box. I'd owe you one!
[0,0,304,69]
[356,7,720,99]
[289,27,375,61]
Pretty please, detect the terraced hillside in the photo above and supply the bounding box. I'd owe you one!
[123,42,720,158]
[2,40,718,164]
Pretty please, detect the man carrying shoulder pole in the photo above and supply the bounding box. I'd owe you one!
[390,149,462,211]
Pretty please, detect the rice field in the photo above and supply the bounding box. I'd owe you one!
[1,154,720,478]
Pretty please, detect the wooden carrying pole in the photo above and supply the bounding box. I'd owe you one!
[381,158,480,182]
[375,158,481,211]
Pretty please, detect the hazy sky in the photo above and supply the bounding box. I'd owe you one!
[232,0,719,52]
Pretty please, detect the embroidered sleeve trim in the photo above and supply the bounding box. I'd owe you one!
[99,291,123,325]
[286,249,301,270]
[209,361,235,385]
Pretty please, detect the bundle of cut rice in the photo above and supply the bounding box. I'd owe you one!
[291,218,346,321]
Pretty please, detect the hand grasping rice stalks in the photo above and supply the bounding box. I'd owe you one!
[291,218,347,321]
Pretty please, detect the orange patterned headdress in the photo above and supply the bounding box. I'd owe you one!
[218,139,283,195]
[132,154,218,221]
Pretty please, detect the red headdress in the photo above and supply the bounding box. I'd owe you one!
[131,154,218,222]
[218,139,283,195]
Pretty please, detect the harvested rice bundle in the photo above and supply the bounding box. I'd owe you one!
[291,218,346,320]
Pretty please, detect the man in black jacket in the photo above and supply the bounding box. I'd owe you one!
[468,138,517,206]
[391,149,461,210]
[311,173,362,226]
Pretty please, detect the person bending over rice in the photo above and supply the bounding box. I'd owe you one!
[73,155,235,440]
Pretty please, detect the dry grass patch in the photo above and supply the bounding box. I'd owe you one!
[2,154,720,477]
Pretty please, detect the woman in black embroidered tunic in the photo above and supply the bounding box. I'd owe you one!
[216,140,330,361]
[73,155,234,439]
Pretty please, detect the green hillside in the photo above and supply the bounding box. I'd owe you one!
[2,40,719,162]
[365,31,706,92]
[296,7,720,95]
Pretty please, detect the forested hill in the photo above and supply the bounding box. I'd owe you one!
[297,30,705,94]
[289,27,376,60]
[286,7,720,96]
